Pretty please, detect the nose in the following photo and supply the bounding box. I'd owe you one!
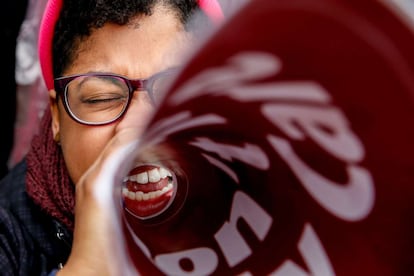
[115,90,155,137]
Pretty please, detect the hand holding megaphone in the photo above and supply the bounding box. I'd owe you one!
[59,128,140,276]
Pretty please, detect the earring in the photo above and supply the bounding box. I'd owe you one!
[54,132,61,145]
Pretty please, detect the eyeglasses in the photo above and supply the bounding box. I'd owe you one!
[54,68,179,125]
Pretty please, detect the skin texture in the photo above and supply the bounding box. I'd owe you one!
[49,4,193,275]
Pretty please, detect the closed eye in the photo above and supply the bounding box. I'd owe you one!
[81,93,128,105]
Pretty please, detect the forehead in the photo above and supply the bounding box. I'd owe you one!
[64,6,192,77]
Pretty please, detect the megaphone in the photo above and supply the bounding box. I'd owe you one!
[117,0,414,274]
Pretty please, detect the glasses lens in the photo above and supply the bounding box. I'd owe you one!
[151,71,178,104]
[65,75,130,124]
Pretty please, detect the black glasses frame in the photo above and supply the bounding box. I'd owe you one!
[54,68,178,126]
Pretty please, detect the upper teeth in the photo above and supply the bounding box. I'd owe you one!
[127,167,172,184]
[122,183,173,201]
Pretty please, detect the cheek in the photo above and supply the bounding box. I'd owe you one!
[59,116,115,184]
[115,93,155,136]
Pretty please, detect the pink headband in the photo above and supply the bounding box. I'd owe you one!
[38,0,224,91]
[38,0,63,91]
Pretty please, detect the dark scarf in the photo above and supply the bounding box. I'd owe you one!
[26,108,75,230]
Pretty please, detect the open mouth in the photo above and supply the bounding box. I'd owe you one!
[122,164,176,219]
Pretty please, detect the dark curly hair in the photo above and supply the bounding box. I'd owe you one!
[53,0,205,78]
